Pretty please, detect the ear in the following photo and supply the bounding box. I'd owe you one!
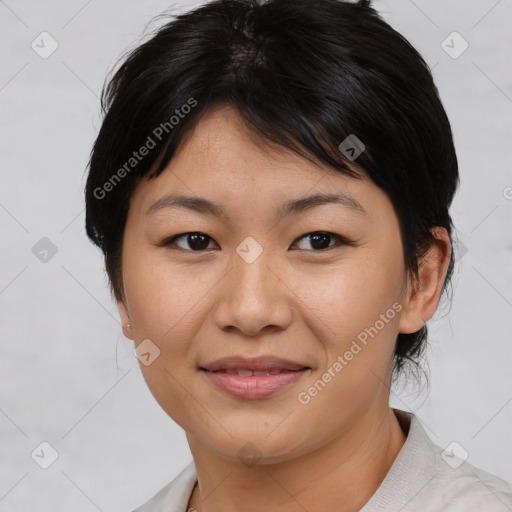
[398,227,452,334]
[117,299,134,340]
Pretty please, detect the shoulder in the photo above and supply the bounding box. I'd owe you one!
[420,445,512,511]
[363,409,512,512]
[129,460,197,512]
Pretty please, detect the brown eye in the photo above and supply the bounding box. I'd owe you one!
[162,232,217,251]
[292,232,351,251]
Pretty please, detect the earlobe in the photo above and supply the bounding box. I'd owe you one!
[398,227,451,334]
[117,299,134,340]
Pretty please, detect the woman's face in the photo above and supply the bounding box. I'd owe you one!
[118,106,415,463]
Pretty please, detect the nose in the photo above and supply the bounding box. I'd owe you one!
[213,246,293,337]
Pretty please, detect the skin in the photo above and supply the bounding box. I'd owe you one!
[117,106,451,512]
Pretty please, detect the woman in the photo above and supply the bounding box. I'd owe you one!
[84,0,512,510]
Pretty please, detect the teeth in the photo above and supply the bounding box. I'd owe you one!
[223,369,287,376]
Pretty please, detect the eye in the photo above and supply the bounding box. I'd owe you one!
[292,231,351,251]
[159,231,353,252]
[161,232,218,251]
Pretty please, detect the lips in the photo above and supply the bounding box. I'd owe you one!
[200,356,311,399]
[200,355,309,373]
[202,370,309,399]
[224,368,284,376]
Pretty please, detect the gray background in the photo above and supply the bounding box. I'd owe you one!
[1,0,511,510]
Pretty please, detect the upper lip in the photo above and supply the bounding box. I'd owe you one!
[200,356,309,372]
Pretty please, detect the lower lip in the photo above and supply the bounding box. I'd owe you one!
[201,369,309,399]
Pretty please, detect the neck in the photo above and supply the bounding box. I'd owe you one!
[186,407,407,512]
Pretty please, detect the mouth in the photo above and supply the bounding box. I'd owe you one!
[199,356,311,399]
[213,368,298,376]
[200,355,309,373]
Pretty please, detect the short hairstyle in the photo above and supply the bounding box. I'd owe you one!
[85,0,459,378]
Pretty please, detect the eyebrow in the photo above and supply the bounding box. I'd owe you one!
[145,192,366,221]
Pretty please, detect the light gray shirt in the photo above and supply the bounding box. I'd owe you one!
[131,409,512,511]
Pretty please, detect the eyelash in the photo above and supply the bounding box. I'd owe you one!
[159,231,354,253]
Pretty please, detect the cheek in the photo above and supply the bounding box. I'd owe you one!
[122,252,210,424]
[122,248,211,352]
[292,260,403,430]
[294,250,404,347]
[290,250,404,410]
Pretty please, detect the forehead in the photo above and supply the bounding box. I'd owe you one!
[128,106,391,222]
[173,105,357,179]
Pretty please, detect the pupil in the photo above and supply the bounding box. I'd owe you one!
[189,233,209,250]
[310,232,330,250]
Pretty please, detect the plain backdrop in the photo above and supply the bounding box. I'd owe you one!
[0,0,511,510]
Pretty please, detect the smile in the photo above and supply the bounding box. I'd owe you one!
[201,369,310,400]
